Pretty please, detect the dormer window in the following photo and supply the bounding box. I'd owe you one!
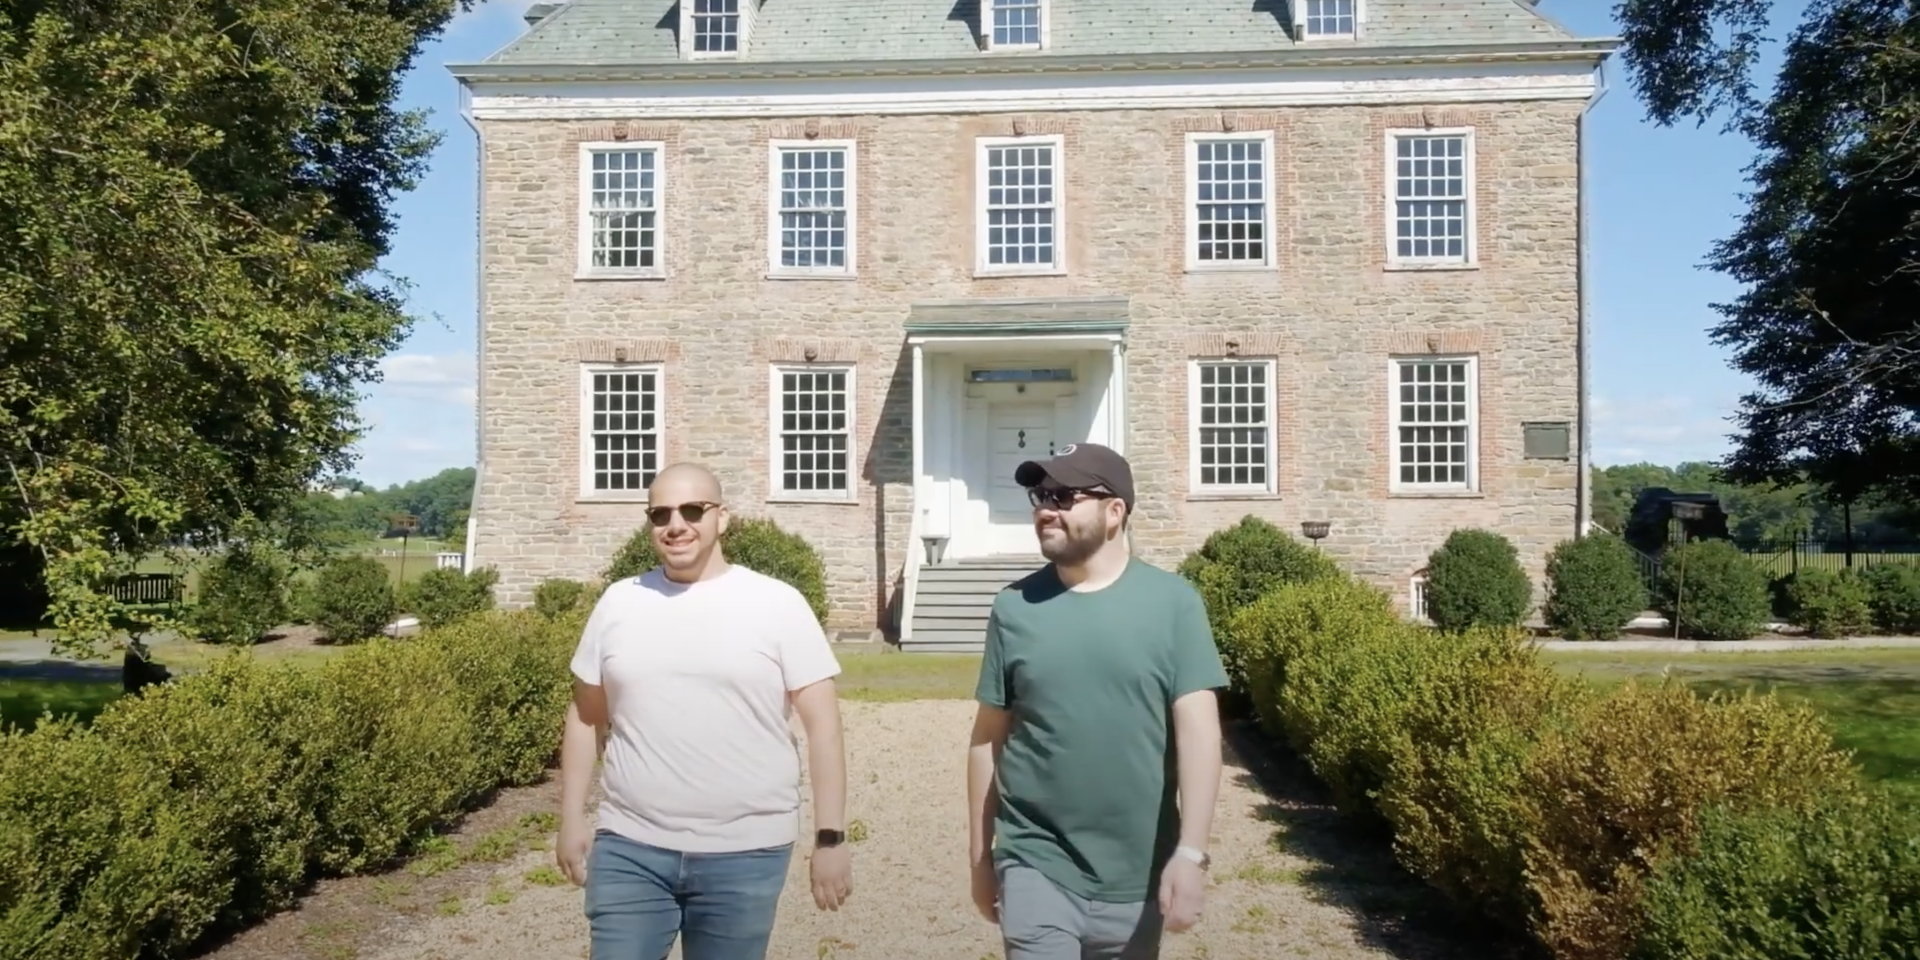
[689,0,741,55]
[987,0,1044,50]
[1297,0,1360,40]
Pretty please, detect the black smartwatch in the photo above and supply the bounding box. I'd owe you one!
[815,828,846,849]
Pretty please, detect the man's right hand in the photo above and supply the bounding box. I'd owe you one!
[970,857,999,924]
[557,816,593,887]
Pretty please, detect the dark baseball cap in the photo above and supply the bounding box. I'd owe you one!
[1014,442,1135,510]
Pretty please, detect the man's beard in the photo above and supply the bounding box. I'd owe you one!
[1038,521,1102,565]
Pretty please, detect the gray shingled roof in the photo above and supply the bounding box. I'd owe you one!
[480,0,1582,68]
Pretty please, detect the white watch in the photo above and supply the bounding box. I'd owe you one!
[1173,845,1210,870]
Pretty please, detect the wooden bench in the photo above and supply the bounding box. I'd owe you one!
[111,572,184,607]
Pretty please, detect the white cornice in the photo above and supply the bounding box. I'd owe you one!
[468,61,1601,121]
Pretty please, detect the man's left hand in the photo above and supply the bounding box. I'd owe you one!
[1157,855,1206,932]
[810,844,853,911]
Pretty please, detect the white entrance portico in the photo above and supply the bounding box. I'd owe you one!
[905,297,1130,564]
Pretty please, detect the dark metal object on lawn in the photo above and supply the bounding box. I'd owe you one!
[390,513,420,586]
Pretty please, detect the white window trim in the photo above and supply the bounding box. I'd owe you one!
[974,133,1067,277]
[1382,127,1477,271]
[681,0,745,59]
[1187,358,1279,495]
[1386,354,1480,494]
[1294,0,1365,40]
[578,361,666,502]
[1184,131,1278,273]
[982,0,1049,51]
[576,141,666,280]
[767,363,858,502]
[765,139,858,280]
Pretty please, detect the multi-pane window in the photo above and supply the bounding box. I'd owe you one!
[991,0,1042,47]
[1192,361,1275,491]
[1192,137,1269,266]
[1302,0,1357,37]
[1393,134,1470,262]
[1393,358,1475,489]
[690,0,740,54]
[979,139,1059,271]
[583,366,661,495]
[772,145,852,271]
[774,367,852,496]
[582,146,659,273]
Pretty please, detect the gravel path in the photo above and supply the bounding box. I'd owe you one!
[350,700,1474,960]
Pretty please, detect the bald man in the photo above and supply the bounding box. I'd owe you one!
[555,463,852,960]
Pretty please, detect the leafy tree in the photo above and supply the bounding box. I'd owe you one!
[383,467,477,539]
[0,0,470,655]
[285,467,476,547]
[1612,0,1920,500]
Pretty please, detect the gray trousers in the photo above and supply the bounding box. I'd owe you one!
[996,859,1165,960]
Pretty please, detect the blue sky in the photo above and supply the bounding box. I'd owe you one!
[352,0,1767,488]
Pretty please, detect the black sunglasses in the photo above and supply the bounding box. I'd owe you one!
[1026,486,1117,511]
[647,501,721,526]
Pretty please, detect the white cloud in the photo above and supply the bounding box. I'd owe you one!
[376,352,475,406]
[350,356,476,485]
[381,352,471,386]
[1591,392,1736,467]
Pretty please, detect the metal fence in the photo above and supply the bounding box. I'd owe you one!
[1738,538,1920,579]
[1622,537,1920,592]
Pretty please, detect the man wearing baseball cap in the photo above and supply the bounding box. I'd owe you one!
[963,442,1230,959]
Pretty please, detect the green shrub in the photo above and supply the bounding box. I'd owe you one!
[1655,538,1771,642]
[1783,567,1873,639]
[185,541,293,646]
[533,578,591,621]
[1178,516,1341,701]
[1517,680,1862,960]
[1542,533,1647,642]
[1225,575,1399,743]
[1227,575,1477,828]
[1377,635,1591,930]
[401,566,499,629]
[601,517,829,625]
[1632,791,1920,959]
[1863,563,1920,635]
[310,555,396,643]
[1424,528,1535,632]
[0,609,581,960]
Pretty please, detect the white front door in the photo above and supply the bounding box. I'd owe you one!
[985,402,1053,556]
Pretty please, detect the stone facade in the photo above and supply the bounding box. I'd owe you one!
[470,100,1585,629]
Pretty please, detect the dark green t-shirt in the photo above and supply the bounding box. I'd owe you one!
[974,556,1230,902]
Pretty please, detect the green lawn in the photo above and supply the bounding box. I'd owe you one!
[1544,648,1920,805]
[0,678,124,733]
[0,637,347,733]
[836,650,981,702]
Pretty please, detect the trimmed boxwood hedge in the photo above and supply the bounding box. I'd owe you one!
[0,609,580,960]
[1217,552,1898,960]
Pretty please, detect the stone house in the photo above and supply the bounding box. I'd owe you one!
[450,0,1616,649]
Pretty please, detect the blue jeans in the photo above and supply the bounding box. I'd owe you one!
[584,830,794,960]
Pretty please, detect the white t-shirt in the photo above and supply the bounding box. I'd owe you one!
[569,564,841,853]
